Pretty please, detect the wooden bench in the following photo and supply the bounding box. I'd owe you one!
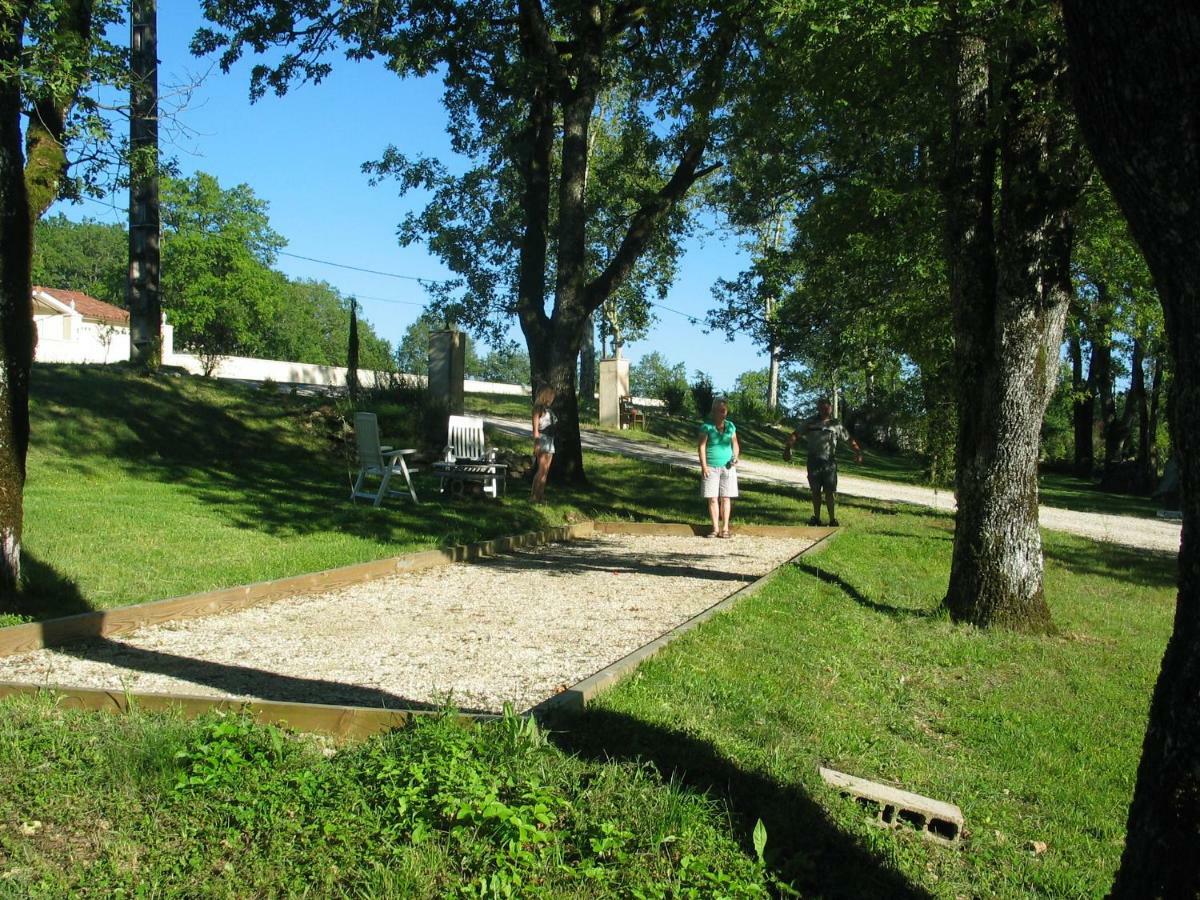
[434,415,506,499]
[620,396,647,430]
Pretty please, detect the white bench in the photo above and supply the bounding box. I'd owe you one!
[432,415,506,499]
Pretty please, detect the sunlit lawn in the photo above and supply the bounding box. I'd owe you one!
[0,363,1176,897]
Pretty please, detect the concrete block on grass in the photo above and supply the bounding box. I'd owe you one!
[820,766,963,846]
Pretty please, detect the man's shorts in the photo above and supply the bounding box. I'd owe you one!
[807,458,837,493]
[701,466,739,498]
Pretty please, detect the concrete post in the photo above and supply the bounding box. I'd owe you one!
[598,356,630,428]
[429,330,466,415]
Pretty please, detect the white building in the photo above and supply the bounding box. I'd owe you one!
[32,286,175,364]
[29,285,530,396]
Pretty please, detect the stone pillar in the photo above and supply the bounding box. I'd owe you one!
[160,313,174,360]
[598,356,630,428]
[429,330,466,415]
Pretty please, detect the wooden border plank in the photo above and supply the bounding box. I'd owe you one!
[0,681,497,740]
[0,523,590,659]
[0,519,826,738]
[531,527,839,716]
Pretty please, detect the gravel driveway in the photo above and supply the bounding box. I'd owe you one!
[487,418,1181,555]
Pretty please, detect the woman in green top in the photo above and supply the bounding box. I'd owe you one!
[697,397,740,538]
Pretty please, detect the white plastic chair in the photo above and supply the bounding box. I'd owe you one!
[351,412,419,506]
[436,415,506,498]
[446,415,488,461]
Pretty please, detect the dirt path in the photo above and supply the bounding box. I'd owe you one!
[488,417,1181,555]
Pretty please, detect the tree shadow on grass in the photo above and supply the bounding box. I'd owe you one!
[868,530,953,543]
[46,638,494,714]
[0,551,94,620]
[1043,536,1177,591]
[474,543,760,583]
[551,708,931,899]
[567,459,816,526]
[31,365,551,546]
[793,562,939,619]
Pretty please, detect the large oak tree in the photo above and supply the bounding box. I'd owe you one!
[197,0,753,482]
[0,0,124,596]
[725,0,1085,628]
[939,1,1087,630]
[1061,2,1199,893]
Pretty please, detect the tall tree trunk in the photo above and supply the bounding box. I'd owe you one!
[766,292,780,410]
[1130,337,1151,490]
[516,1,734,483]
[1063,5,1200,893]
[1147,352,1163,478]
[347,299,359,402]
[578,311,596,412]
[0,9,32,595]
[1091,294,1123,466]
[128,0,161,368]
[1069,331,1095,476]
[942,13,1079,632]
[536,3,602,486]
[529,333,587,481]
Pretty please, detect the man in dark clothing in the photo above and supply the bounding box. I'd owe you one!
[783,398,862,526]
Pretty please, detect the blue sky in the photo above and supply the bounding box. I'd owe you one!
[60,5,767,392]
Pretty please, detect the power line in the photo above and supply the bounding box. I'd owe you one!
[351,292,426,307]
[275,249,453,286]
[74,194,709,326]
[78,196,453,287]
[648,301,702,326]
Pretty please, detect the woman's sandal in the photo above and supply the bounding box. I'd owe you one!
[705,531,720,539]
[720,529,732,539]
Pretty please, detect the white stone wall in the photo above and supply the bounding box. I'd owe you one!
[32,312,533,396]
[35,318,132,364]
[165,353,530,396]
[34,314,176,366]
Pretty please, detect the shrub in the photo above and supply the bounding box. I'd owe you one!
[691,371,715,418]
[630,352,689,414]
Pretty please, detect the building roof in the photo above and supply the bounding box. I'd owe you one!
[33,286,129,326]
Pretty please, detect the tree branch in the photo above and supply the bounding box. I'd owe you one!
[585,147,721,310]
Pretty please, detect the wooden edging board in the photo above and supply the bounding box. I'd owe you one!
[0,681,496,741]
[0,519,834,740]
[0,521,594,660]
[530,523,839,717]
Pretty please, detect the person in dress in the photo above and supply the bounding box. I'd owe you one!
[697,397,740,538]
[531,386,557,502]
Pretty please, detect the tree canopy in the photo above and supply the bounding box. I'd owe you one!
[196,0,757,480]
[32,178,394,373]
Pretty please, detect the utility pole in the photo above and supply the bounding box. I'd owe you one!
[128,0,160,368]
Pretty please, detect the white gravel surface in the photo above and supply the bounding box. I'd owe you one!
[0,533,809,713]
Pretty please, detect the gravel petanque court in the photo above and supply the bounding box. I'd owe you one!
[0,532,811,714]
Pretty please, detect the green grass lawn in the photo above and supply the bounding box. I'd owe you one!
[561,499,1173,896]
[0,364,1177,896]
[599,408,1163,519]
[15,367,554,622]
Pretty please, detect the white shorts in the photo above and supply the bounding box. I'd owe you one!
[701,466,738,498]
